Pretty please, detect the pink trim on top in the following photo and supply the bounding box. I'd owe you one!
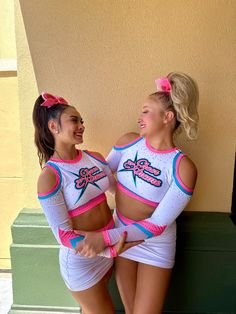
[38,165,60,197]
[97,218,115,232]
[68,193,106,218]
[175,154,194,193]
[117,182,159,207]
[116,209,136,225]
[146,138,177,154]
[114,136,142,149]
[50,150,82,164]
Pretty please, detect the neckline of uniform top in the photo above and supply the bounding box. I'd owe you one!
[145,137,178,154]
[49,149,82,163]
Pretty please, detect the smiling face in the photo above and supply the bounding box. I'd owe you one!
[49,106,85,145]
[138,98,166,137]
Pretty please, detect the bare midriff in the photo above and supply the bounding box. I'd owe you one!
[115,188,155,221]
[71,200,113,231]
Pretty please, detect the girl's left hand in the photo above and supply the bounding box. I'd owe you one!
[74,230,105,256]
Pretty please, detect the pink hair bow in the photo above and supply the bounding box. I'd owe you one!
[155,77,171,93]
[40,92,69,107]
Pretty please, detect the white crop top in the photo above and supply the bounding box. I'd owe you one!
[38,150,116,250]
[101,136,194,247]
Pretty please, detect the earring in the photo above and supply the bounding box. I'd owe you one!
[55,130,59,134]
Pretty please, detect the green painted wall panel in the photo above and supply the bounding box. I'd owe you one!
[11,208,56,245]
[165,251,236,312]
[10,245,75,307]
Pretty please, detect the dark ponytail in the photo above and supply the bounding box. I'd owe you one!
[32,95,69,167]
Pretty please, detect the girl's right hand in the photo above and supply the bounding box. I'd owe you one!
[114,231,143,256]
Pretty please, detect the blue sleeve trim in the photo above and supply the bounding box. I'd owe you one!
[133,223,153,238]
[173,152,193,196]
[38,162,62,200]
[70,236,85,249]
[113,137,143,151]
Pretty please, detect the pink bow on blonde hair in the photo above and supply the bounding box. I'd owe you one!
[155,77,171,93]
[40,92,69,107]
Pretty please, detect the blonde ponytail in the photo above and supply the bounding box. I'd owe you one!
[167,72,199,140]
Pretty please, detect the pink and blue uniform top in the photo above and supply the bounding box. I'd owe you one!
[102,136,194,246]
[38,150,115,250]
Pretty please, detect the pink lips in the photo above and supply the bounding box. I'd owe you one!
[75,131,84,138]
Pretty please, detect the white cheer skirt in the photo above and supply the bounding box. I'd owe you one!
[59,246,113,291]
[59,218,114,291]
[114,209,176,269]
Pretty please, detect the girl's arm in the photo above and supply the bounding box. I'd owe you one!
[38,166,86,249]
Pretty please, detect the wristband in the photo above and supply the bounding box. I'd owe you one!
[102,230,111,246]
[109,246,118,257]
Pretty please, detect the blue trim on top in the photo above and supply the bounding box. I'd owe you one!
[84,150,108,165]
[173,152,193,196]
[133,223,153,238]
[38,162,62,200]
[113,137,143,151]
[70,236,85,249]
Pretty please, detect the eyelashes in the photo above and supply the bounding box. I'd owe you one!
[71,118,84,124]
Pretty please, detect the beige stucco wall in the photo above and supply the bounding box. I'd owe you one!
[0,0,16,59]
[15,0,39,208]
[18,0,236,213]
[0,0,23,268]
